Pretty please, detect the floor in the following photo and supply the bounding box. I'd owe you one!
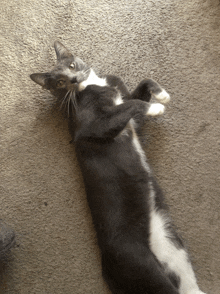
[0,0,220,293]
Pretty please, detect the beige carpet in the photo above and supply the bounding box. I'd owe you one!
[0,0,220,293]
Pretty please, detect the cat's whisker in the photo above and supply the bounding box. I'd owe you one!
[67,92,72,118]
[83,68,90,75]
[70,90,77,113]
[80,68,91,80]
[60,90,71,110]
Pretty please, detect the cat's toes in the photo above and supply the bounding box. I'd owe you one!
[147,103,165,116]
[154,89,170,104]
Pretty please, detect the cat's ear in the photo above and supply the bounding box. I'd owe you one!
[30,73,49,88]
[54,41,73,61]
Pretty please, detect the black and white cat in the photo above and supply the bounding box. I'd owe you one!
[30,41,206,294]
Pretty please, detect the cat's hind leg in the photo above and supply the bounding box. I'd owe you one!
[149,207,206,294]
[131,79,170,104]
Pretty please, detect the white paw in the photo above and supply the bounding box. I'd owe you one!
[147,103,165,116]
[154,89,170,104]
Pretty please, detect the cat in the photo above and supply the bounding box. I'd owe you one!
[30,41,206,294]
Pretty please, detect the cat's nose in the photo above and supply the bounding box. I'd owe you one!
[71,77,77,84]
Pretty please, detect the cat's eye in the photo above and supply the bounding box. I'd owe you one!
[69,63,75,69]
[56,80,65,88]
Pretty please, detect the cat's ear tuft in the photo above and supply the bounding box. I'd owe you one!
[30,73,49,88]
[54,41,73,61]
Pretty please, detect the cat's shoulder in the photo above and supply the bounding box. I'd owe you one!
[105,74,130,98]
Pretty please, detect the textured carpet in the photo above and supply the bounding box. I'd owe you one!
[0,0,220,293]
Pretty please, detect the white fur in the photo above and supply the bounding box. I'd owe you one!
[188,291,206,294]
[154,89,170,104]
[78,69,107,91]
[114,94,124,105]
[149,209,205,294]
[147,103,165,116]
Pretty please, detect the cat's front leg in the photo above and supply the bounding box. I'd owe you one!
[131,79,170,104]
[76,99,165,140]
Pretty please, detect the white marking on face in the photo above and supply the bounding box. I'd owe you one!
[78,69,107,91]
[154,89,170,104]
[147,103,165,116]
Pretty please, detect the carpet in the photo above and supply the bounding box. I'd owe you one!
[0,0,219,293]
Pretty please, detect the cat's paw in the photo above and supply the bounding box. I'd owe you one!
[147,103,165,116]
[154,89,170,104]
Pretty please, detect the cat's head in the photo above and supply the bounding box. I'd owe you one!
[30,41,91,99]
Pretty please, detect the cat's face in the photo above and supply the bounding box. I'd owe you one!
[30,41,90,98]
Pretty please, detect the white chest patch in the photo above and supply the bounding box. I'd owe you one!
[78,69,107,91]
